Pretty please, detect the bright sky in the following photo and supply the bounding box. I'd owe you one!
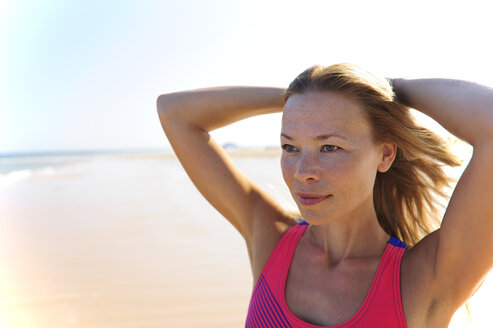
[1,0,493,154]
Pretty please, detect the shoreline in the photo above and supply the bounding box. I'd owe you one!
[115,148,282,160]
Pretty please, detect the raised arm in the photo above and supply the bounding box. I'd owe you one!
[156,87,292,247]
[391,78,493,146]
[157,86,285,132]
[391,78,493,318]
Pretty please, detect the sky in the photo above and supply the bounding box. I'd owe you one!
[1,0,493,154]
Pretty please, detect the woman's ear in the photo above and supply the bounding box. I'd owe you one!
[377,143,397,173]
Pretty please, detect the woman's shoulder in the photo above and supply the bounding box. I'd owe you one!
[249,212,300,286]
[250,212,299,257]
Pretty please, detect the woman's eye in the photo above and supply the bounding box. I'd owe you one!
[322,145,339,152]
[281,144,296,152]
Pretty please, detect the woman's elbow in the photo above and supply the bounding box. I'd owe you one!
[156,93,179,117]
[156,94,169,113]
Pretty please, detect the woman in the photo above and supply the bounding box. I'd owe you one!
[156,63,493,327]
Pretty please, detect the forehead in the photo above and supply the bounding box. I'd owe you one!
[282,91,371,139]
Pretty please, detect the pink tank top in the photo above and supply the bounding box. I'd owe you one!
[245,221,407,328]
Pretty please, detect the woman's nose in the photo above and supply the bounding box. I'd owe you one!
[294,154,321,182]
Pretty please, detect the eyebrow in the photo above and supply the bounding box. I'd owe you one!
[280,132,348,141]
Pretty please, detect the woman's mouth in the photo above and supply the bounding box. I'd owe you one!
[297,194,331,206]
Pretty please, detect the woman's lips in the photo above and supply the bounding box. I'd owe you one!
[297,194,331,206]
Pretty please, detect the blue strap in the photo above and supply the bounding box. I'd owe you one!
[389,236,406,249]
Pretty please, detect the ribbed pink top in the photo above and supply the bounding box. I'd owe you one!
[245,221,407,328]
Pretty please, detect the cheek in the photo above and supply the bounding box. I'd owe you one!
[320,156,366,195]
[319,156,348,180]
[335,156,376,195]
[280,157,295,185]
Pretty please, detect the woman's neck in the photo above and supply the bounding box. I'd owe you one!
[304,210,390,268]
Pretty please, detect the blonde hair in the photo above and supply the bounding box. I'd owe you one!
[283,63,463,246]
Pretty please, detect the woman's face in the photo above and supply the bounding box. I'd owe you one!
[280,91,391,225]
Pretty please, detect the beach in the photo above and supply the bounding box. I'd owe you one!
[0,147,491,327]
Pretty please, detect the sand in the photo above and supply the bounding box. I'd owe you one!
[0,150,288,327]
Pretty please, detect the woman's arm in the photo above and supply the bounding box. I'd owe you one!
[391,78,493,316]
[157,86,284,131]
[156,87,291,246]
[391,78,493,146]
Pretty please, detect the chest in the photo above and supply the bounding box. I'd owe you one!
[285,246,381,326]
